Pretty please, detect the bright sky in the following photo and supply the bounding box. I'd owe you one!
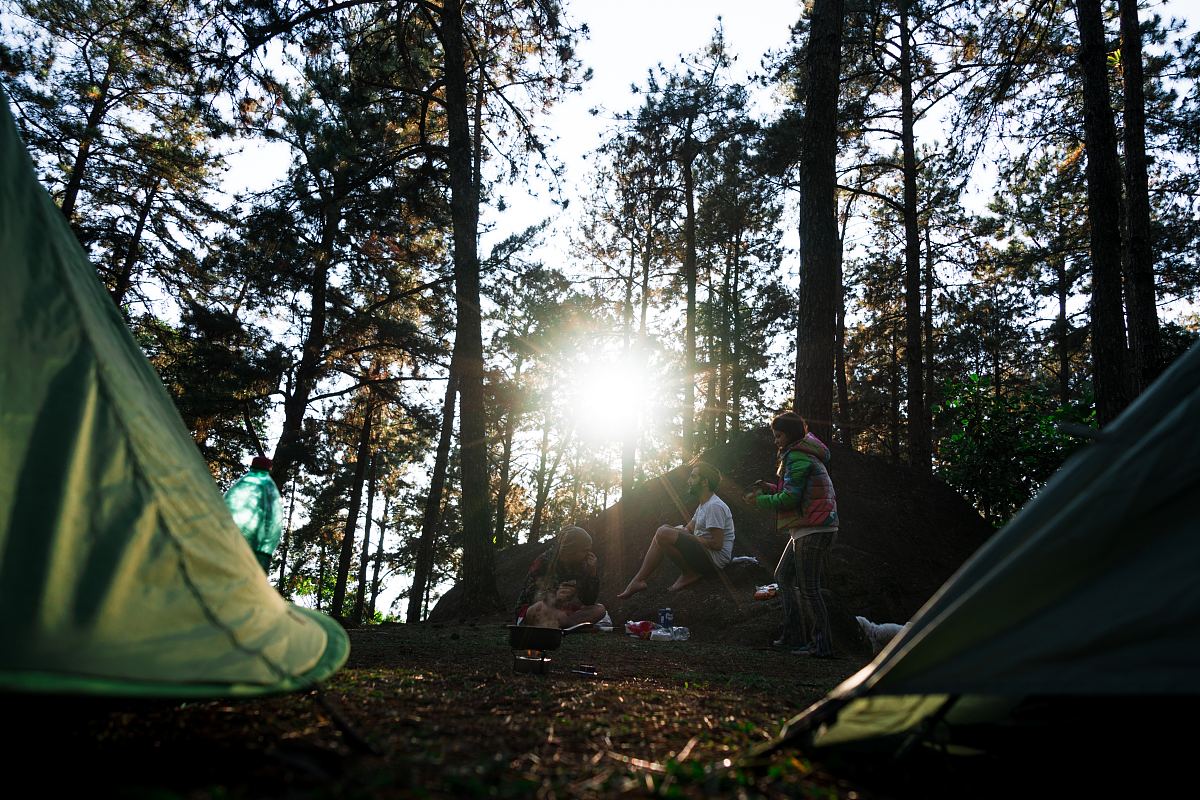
[489,1,802,251]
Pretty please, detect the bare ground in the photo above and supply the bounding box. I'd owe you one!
[6,621,880,798]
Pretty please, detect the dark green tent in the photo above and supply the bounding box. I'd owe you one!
[762,341,1200,789]
[0,87,348,697]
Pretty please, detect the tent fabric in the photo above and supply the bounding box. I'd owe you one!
[781,340,1200,749]
[0,88,348,697]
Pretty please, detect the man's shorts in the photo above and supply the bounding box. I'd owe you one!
[674,532,719,575]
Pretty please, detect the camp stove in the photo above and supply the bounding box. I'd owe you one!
[513,648,552,674]
[507,621,592,675]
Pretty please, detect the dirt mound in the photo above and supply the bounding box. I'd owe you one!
[431,428,992,650]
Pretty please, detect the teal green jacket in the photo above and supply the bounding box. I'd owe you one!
[224,469,283,571]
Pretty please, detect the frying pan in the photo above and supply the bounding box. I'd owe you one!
[507,621,592,650]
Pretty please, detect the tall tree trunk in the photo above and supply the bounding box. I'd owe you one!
[793,0,846,446]
[622,241,637,499]
[441,3,498,617]
[731,233,745,434]
[276,478,296,595]
[923,221,935,440]
[331,404,374,622]
[528,422,552,545]
[889,329,901,460]
[1118,0,1160,392]
[368,493,389,621]
[1074,0,1129,425]
[529,424,568,545]
[110,177,161,308]
[272,202,340,493]
[682,154,698,456]
[60,60,114,223]
[899,1,930,474]
[628,214,654,491]
[493,357,524,548]
[705,317,720,449]
[835,208,850,441]
[719,228,738,440]
[640,214,653,334]
[1057,263,1071,406]
[408,374,457,624]
[352,451,379,624]
[316,537,327,612]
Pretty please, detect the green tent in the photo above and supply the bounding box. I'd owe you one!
[0,88,348,698]
[767,341,1200,769]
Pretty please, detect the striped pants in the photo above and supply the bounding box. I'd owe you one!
[773,530,837,655]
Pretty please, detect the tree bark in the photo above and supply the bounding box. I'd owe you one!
[731,233,745,434]
[899,1,930,474]
[440,2,498,617]
[316,536,327,612]
[1054,213,1072,406]
[60,60,114,223]
[793,0,846,446]
[352,451,378,624]
[528,422,552,545]
[1073,0,1130,425]
[368,493,389,621]
[110,177,160,308]
[272,199,340,492]
[835,207,850,441]
[889,330,901,460]
[493,357,524,548]
[923,221,935,435]
[276,478,296,595]
[721,226,740,439]
[1118,0,1160,392]
[331,404,374,622]
[407,374,457,624]
[529,422,568,545]
[682,152,698,456]
[622,240,637,499]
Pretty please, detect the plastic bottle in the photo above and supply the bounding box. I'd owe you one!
[649,626,690,641]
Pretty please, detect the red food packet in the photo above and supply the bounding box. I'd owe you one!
[624,620,658,639]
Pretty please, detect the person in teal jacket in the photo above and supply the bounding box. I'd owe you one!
[746,412,839,656]
[224,455,284,572]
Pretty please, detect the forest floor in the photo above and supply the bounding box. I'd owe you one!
[8,621,885,799]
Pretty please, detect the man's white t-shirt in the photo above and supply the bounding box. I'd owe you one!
[692,494,735,567]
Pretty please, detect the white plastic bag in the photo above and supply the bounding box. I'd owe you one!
[649,626,690,641]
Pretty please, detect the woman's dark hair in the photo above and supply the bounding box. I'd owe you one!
[770,412,808,443]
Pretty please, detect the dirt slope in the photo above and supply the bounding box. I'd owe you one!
[432,428,992,651]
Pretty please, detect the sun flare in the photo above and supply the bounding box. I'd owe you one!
[570,358,649,441]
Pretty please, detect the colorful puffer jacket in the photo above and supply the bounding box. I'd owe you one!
[755,432,838,531]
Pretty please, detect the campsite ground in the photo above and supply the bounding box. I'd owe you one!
[10,621,880,798]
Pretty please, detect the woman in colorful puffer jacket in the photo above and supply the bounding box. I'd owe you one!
[751,411,838,656]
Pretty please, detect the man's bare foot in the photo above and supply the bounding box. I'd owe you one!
[668,573,702,592]
[617,579,647,599]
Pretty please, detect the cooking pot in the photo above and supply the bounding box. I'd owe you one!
[507,621,592,651]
